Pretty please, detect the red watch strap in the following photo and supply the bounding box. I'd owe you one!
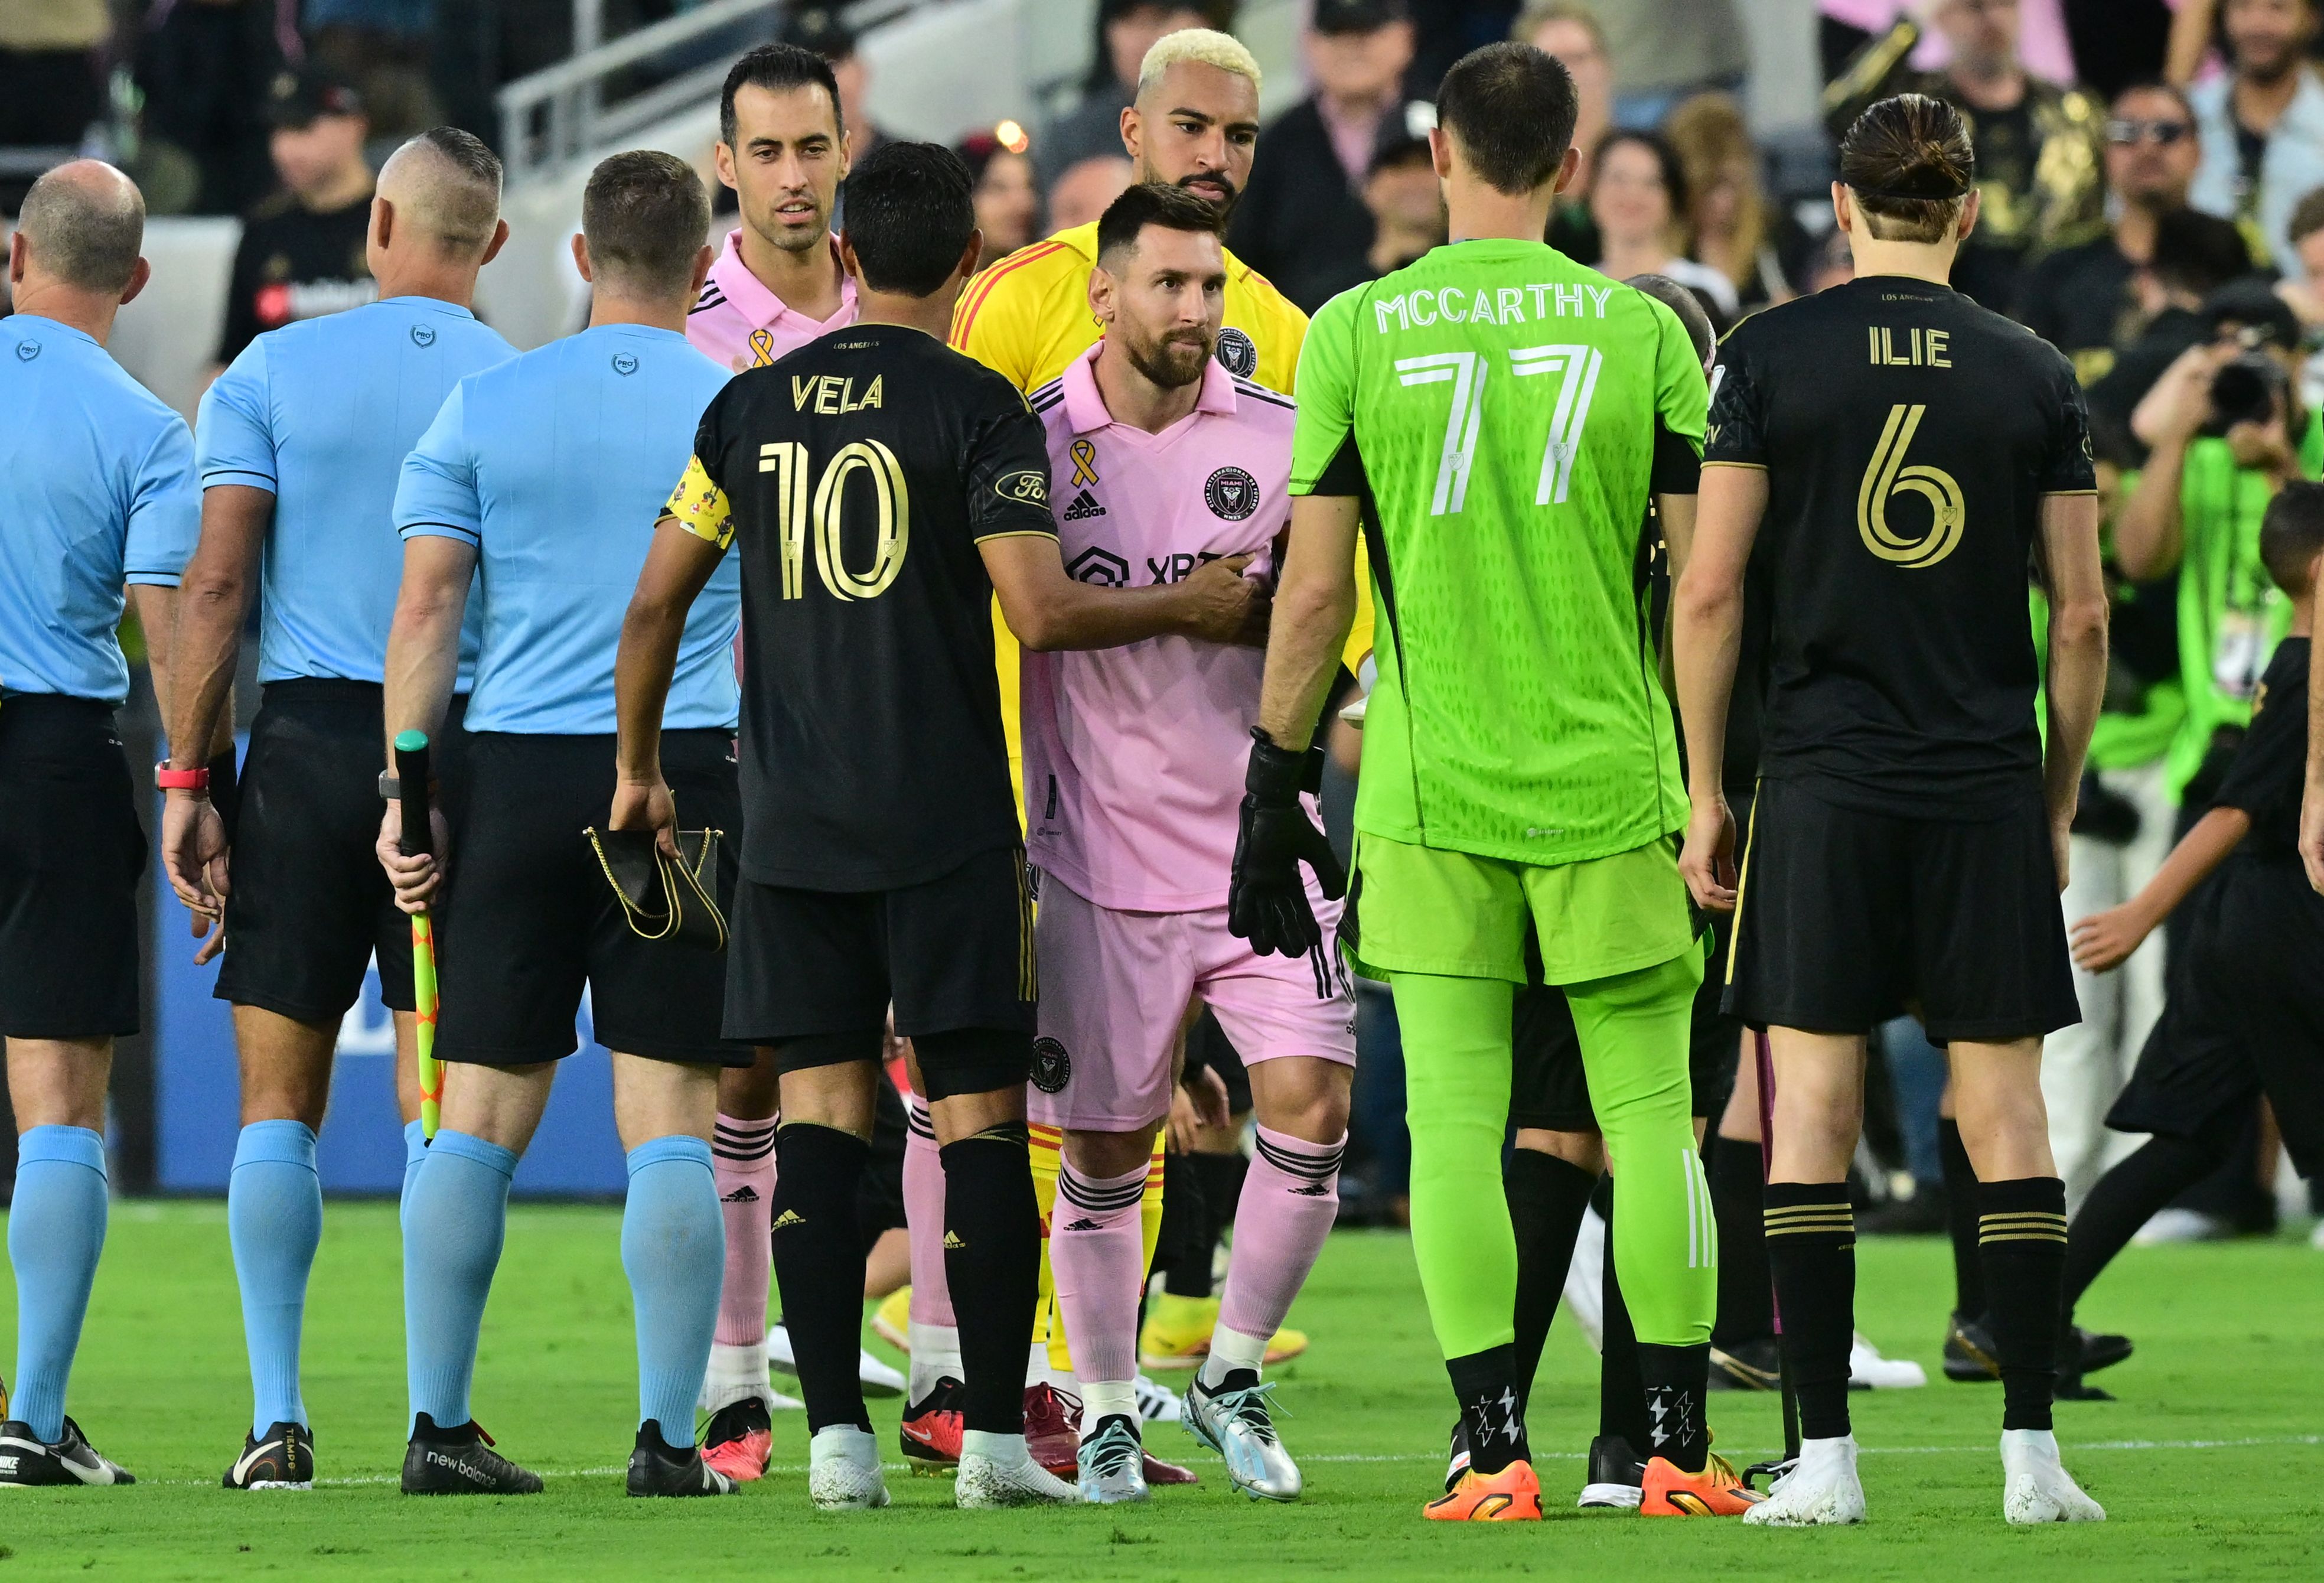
[155,763,211,793]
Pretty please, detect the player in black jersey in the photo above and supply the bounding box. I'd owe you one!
[1673,94,2111,1527]
[609,141,1263,1513]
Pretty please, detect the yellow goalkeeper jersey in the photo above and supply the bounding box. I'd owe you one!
[949,222,1373,812]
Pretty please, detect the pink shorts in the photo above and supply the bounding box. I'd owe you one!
[1028,874,1357,1131]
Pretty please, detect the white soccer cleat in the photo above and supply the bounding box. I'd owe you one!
[1183,1374,1302,1502]
[1849,1333,1927,1389]
[1562,1206,1607,1354]
[1743,1435,1866,1526]
[956,1432,1080,1508]
[2000,1429,2105,1525]
[1135,1373,1184,1424]
[806,1425,891,1511]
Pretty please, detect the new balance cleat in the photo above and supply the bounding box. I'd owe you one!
[1077,1413,1150,1504]
[2000,1428,2105,1524]
[1424,1459,1543,1521]
[1943,1311,2002,1382]
[1138,1292,1220,1371]
[1850,1333,1927,1389]
[223,1421,314,1489]
[1024,1382,1083,1477]
[628,1422,736,1497]
[871,1288,911,1351]
[0,1418,133,1487]
[700,1396,773,1482]
[900,1376,966,1475]
[1709,1337,1782,1391]
[957,1434,1080,1507]
[1641,1452,1763,1516]
[399,1415,542,1495]
[1184,1371,1299,1501]
[1743,1434,1865,1526]
[1577,1432,1647,1509]
[807,1424,891,1510]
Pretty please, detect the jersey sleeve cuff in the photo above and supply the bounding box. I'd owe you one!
[972,527,1059,543]
[123,570,184,588]
[200,467,277,492]
[399,520,482,544]
[1701,459,1768,470]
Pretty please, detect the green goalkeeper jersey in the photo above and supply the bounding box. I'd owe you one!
[1292,238,1707,866]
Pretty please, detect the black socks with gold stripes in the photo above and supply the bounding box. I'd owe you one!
[1762,1183,1856,1439]
[1977,1177,2069,1432]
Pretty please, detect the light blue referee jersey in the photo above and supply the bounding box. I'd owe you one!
[393,323,738,735]
[1,315,199,705]
[195,295,513,685]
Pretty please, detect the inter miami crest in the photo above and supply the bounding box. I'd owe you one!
[1031,1037,1071,1094]
[1205,465,1260,522]
[1214,325,1257,378]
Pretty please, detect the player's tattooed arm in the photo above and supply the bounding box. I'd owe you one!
[1253,494,1360,753]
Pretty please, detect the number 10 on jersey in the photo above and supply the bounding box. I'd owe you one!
[758,438,911,601]
[1396,345,1605,516]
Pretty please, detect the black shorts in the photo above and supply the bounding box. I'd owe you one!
[216,682,471,1023]
[0,696,144,1040]
[725,842,1037,1045]
[2108,864,2324,1177]
[433,729,749,1068]
[1722,776,2078,1044]
[1511,921,1735,1133]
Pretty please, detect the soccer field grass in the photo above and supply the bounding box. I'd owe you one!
[4,1204,2319,1579]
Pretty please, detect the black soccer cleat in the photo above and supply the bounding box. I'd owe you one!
[1577,1432,1647,1510]
[223,1421,315,1489]
[2069,1324,2134,1376]
[400,1413,543,1495]
[1943,1310,2002,1382]
[1709,1336,1783,1392]
[627,1421,737,1497]
[0,1416,135,1487]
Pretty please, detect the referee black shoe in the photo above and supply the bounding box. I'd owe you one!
[400,1414,543,1495]
[627,1422,737,1498]
[0,1416,135,1486]
[2069,1323,2134,1376]
[1577,1433,1647,1510]
[223,1421,315,1489]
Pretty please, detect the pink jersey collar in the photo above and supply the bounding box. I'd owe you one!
[1061,338,1238,435]
[709,227,856,334]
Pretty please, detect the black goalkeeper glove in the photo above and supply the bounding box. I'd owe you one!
[1228,728,1347,963]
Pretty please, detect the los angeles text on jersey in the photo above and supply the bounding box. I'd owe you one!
[1367,278,1624,333]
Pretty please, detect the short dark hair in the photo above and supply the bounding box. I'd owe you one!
[1595,129,1688,220]
[720,43,843,150]
[1840,93,1974,243]
[2292,184,2324,249]
[582,149,709,296]
[841,141,974,297]
[1436,41,1579,197]
[1624,273,1714,367]
[1095,181,1221,266]
[2154,208,2254,299]
[2111,77,2194,120]
[2261,480,2324,594]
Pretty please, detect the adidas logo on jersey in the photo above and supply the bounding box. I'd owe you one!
[721,1186,760,1204]
[944,1231,966,1250]
[771,1209,805,1229]
[1062,489,1106,521]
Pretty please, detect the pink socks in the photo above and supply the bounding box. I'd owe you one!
[712,1113,777,1350]
[1049,1161,1148,1387]
[1212,1127,1345,1370]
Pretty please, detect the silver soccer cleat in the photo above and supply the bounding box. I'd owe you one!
[1076,1414,1150,1504]
[1183,1375,1301,1501]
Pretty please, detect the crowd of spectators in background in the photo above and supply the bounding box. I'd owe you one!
[11,0,2324,1232]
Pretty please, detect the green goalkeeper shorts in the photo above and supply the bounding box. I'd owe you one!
[1344,829,1697,986]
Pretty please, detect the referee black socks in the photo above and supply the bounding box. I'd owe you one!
[1977,1176,2069,1432]
[768,1122,872,1435]
[1762,1181,1855,1441]
[940,1123,1042,1437]
[1505,1147,1598,1416]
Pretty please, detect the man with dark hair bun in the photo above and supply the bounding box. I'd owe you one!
[1678,92,2111,1527]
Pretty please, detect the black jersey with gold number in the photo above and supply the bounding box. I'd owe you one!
[666,323,1057,890]
[1704,276,2095,817]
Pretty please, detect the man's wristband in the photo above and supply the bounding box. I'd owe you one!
[156,763,210,794]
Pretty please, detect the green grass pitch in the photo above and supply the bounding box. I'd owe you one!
[3,1201,2319,1579]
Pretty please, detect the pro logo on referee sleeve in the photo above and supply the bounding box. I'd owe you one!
[1857,404,1965,569]
[996,469,1048,507]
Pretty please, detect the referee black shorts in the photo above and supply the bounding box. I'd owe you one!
[0,696,145,1040]
[1511,917,1735,1133]
[216,681,471,1024]
[725,843,1036,1094]
[1722,776,2079,1044]
[434,729,750,1069]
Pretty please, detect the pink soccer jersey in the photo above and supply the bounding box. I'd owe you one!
[1022,341,1300,913]
[685,227,858,373]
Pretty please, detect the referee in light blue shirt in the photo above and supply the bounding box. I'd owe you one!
[157,126,515,1491]
[0,162,198,1489]
[375,149,744,1499]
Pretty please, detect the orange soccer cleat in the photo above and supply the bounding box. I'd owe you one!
[1423,1459,1544,1521]
[1639,1452,1764,1516]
